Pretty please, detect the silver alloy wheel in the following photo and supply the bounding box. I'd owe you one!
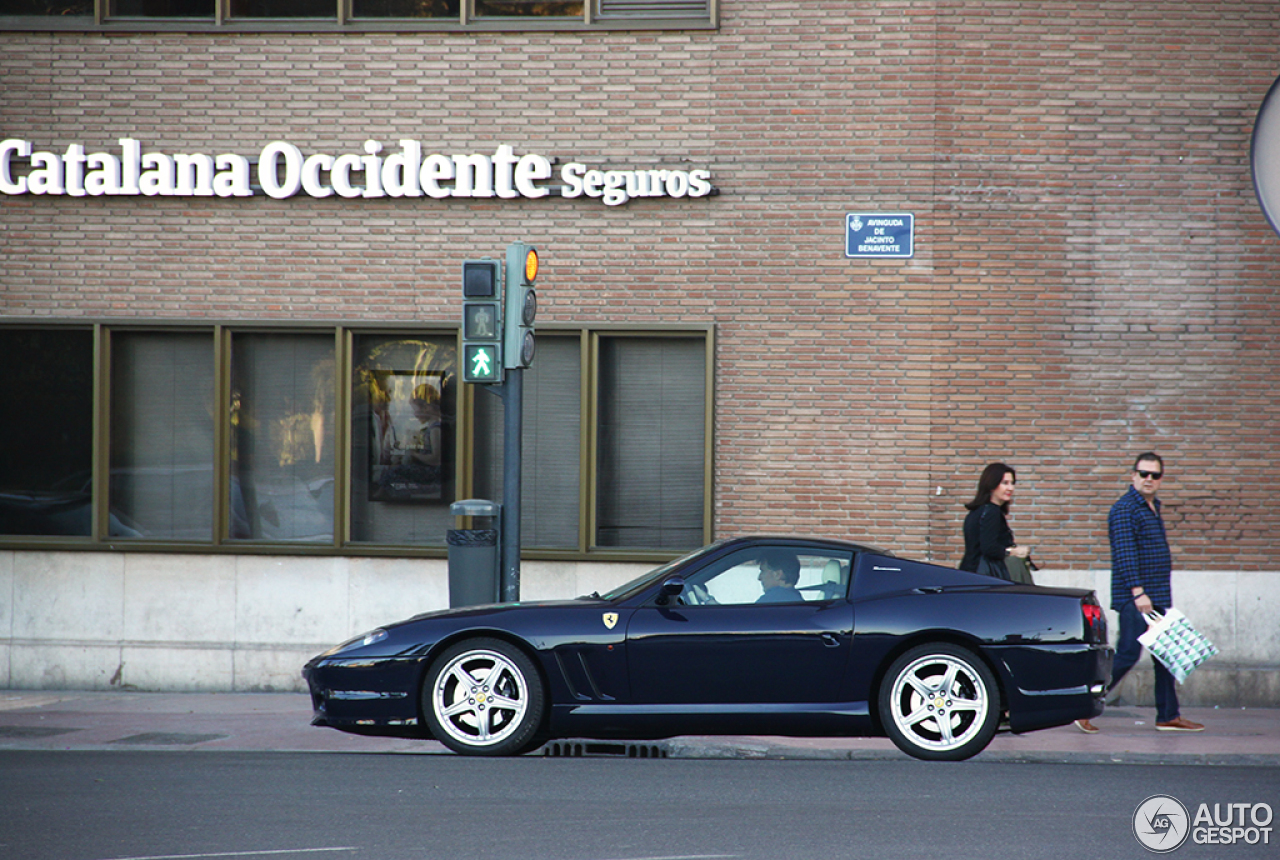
[887,651,991,754]
[431,647,531,750]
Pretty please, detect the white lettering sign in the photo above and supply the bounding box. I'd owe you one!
[1191,802,1274,846]
[0,138,713,207]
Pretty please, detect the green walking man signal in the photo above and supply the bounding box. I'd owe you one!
[463,343,500,383]
[460,258,504,384]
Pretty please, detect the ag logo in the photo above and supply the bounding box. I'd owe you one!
[1133,795,1190,852]
[602,613,618,630]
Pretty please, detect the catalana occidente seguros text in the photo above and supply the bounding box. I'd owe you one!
[0,139,713,207]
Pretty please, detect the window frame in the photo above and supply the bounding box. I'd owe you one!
[0,0,716,32]
[0,319,714,561]
[588,327,713,556]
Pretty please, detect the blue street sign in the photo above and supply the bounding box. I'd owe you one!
[846,213,914,258]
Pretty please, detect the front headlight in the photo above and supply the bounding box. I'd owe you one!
[322,627,389,657]
[357,628,389,648]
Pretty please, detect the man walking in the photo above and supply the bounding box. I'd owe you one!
[1075,453,1205,733]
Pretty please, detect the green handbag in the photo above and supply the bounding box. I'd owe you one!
[1006,554,1036,585]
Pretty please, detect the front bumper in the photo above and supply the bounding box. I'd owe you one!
[303,656,425,733]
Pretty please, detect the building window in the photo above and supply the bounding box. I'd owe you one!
[109,331,215,541]
[229,332,336,543]
[227,0,336,18]
[473,334,583,550]
[596,334,706,550]
[0,328,94,537]
[597,0,708,18]
[349,333,458,545]
[109,0,213,16]
[474,0,581,16]
[0,0,713,28]
[0,0,90,13]
[472,331,710,553]
[350,0,458,18]
[0,322,711,557]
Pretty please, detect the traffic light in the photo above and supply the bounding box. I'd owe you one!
[504,243,538,369]
[461,259,503,384]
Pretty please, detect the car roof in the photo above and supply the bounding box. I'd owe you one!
[714,535,895,557]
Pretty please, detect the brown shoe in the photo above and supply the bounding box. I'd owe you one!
[1074,719,1100,734]
[1156,717,1205,732]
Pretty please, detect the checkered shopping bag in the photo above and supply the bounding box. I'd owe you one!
[1138,609,1219,684]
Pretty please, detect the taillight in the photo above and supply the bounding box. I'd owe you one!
[1081,599,1105,642]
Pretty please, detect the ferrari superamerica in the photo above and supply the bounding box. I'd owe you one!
[303,536,1112,761]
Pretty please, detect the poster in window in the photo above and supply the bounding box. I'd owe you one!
[369,371,445,502]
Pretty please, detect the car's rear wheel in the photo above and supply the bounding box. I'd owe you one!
[878,643,1000,761]
[422,637,545,756]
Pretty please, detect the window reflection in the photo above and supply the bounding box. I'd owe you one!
[0,0,92,15]
[474,0,581,15]
[350,335,456,544]
[351,0,457,16]
[109,0,214,16]
[228,0,333,18]
[229,334,335,542]
[0,329,95,536]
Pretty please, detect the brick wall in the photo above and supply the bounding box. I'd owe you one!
[2,1,1278,570]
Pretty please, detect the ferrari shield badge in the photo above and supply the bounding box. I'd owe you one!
[602,612,618,630]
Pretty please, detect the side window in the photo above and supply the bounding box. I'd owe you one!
[679,548,853,606]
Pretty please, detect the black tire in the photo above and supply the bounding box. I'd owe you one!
[422,637,545,756]
[878,643,1000,761]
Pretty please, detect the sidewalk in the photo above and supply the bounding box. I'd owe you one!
[1,690,1276,765]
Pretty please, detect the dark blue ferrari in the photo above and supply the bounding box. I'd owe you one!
[303,536,1113,761]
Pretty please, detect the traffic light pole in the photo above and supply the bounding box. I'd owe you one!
[465,242,536,603]
[487,369,523,602]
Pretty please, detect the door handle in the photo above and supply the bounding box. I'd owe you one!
[820,633,841,648]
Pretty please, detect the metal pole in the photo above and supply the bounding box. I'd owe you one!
[500,367,523,602]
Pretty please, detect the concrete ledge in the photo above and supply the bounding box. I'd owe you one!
[1,552,1276,702]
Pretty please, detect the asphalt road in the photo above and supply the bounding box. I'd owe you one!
[2,752,1276,860]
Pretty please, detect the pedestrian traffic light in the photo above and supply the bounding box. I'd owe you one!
[504,243,538,369]
[461,259,503,384]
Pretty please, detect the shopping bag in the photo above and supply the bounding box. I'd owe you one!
[1005,554,1036,585]
[1137,609,1219,684]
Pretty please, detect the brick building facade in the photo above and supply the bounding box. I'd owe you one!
[1,2,1278,700]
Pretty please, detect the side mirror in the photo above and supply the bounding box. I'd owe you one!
[655,576,685,606]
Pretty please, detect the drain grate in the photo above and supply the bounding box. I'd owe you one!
[0,726,81,738]
[540,740,668,758]
[109,732,227,746]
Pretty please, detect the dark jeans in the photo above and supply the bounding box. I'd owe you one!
[1109,599,1179,723]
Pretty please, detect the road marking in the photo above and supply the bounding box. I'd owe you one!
[101,848,358,860]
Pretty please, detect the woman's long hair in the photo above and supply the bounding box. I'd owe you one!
[965,462,1016,512]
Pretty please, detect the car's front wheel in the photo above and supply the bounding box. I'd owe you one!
[878,643,1000,761]
[422,638,545,756]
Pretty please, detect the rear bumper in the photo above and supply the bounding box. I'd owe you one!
[991,642,1113,733]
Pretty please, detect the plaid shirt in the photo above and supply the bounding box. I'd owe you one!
[1108,486,1173,610]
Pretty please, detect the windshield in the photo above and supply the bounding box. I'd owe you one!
[594,541,728,602]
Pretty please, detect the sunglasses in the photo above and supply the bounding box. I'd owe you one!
[1135,470,1163,480]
